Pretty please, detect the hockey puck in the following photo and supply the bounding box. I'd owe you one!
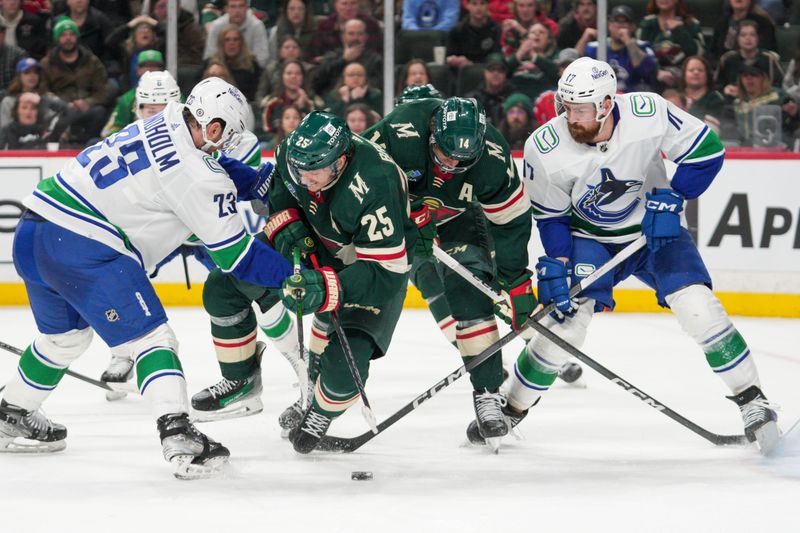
[351,471,373,481]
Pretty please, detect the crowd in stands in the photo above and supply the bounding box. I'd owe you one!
[0,0,798,151]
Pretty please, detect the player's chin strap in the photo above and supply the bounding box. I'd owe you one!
[432,239,747,448]
[317,235,699,452]
[0,340,137,395]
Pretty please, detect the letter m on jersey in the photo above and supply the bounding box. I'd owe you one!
[389,122,420,138]
[348,173,370,204]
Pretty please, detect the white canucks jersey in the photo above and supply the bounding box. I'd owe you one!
[24,101,255,272]
[523,92,725,245]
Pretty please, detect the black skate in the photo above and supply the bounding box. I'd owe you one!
[101,355,135,401]
[289,408,333,454]
[558,361,586,388]
[727,385,780,455]
[191,343,265,422]
[471,389,509,452]
[157,413,230,479]
[467,404,529,446]
[0,400,67,453]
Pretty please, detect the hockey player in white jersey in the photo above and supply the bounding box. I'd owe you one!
[0,77,294,478]
[484,57,780,453]
[98,72,308,413]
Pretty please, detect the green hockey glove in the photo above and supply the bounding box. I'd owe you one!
[496,272,538,331]
[410,199,438,258]
[264,208,316,260]
[281,266,342,316]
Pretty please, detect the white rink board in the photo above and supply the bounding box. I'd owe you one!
[0,153,798,293]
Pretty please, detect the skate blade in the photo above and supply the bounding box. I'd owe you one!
[191,397,263,423]
[105,390,128,402]
[0,436,66,453]
[755,420,781,456]
[171,455,229,480]
[486,437,502,454]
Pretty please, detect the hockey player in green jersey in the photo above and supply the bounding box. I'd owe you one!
[363,97,536,447]
[198,111,416,453]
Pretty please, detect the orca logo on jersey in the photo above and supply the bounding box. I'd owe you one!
[576,168,642,225]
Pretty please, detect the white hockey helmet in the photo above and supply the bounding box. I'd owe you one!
[555,57,617,123]
[135,71,180,119]
[185,76,248,151]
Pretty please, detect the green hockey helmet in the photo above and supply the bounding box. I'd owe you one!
[286,111,353,187]
[430,97,487,174]
[396,83,443,105]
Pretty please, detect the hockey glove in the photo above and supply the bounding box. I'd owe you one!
[264,208,316,260]
[495,272,538,331]
[410,199,438,258]
[642,188,684,252]
[217,153,274,203]
[281,267,341,316]
[180,243,217,272]
[536,257,578,322]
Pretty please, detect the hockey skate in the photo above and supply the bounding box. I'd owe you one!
[467,404,529,446]
[157,413,229,479]
[471,389,509,453]
[727,385,780,455]
[191,342,265,422]
[558,361,586,388]
[101,355,135,402]
[0,400,67,453]
[289,407,333,454]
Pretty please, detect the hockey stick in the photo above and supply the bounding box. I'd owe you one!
[435,244,747,446]
[0,340,137,394]
[315,236,647,452]
[307,253,378,433]
[291,248,309,408]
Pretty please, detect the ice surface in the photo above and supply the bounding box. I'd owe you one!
[0,308,797,532]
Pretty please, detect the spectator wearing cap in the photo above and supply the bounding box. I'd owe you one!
[310,0,383,62]
[557,0,597,50]
[54,0,119,81]
[446,0,501,70]
[402,0,460,31]
[637,0,704,89]
[733,62,799,146]
[505,22,559,102]
[465,53,517,126]
[0,21,24,91]
[584,5,657,92]
[311,18,383,99]
[0,0,47,59]
[40,17,109,145]
[0,56,73,135]
[0,91,61,148]
[533,47,579,125]
[711,0,777,59]
[500,0,558,57]
[498,92,534,149]
[104,14,162,91]
[205,0,270,69]
[716,19,782,100]
[101,50,165,139]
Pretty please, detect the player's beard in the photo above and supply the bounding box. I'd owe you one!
[567,121,602,143]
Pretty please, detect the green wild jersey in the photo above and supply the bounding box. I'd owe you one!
[364,98,532,283]
[269,134,416,308]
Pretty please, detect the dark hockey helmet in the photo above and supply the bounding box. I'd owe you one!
[286,111,353,187]
[430,97,487,174]
[396,83,443,105]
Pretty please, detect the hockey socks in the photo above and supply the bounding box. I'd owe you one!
[456,318,504,390]
[212,330,259,381]
[702,326,759,393]
[506,346,560,412]
[258,304,297,355]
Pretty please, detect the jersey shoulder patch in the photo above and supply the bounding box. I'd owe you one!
[530,121,561,155]
[628,93,657,117]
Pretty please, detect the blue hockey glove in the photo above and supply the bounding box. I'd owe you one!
[536,257,578,322]
[642,188,684,252]
[217,153,274,203]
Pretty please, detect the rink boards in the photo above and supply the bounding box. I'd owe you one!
[0,150,798,317]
